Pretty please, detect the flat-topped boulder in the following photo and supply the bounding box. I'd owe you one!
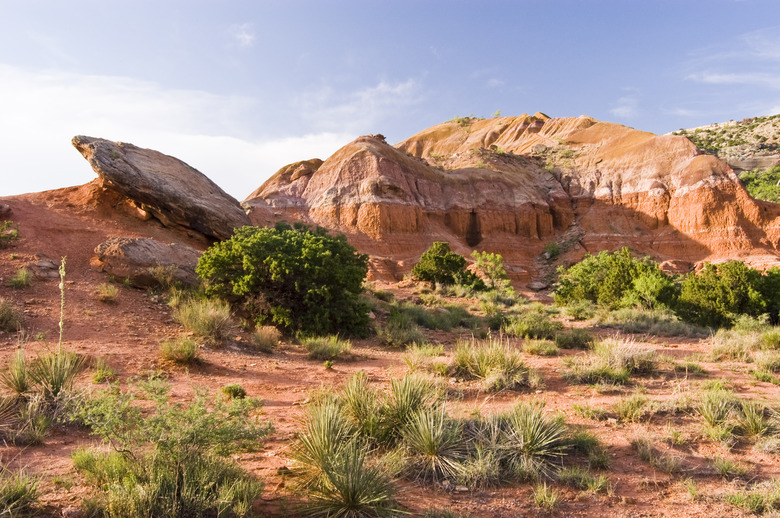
[72,136,250,240]
[94,237,201,288]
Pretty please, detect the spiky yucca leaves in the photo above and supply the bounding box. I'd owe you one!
[293,397,358,481]
[738,400,772,440]
[304,440,400,518]
[494,401,569,480]
[382,374,436,436]
[28,348,84,401]
[401,406,466,483]
[341,372,386,443]
[698,388,738,428]
[0,349,29,395]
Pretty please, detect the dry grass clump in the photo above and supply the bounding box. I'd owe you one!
[95,283,118,303]
[564,335,656,385]
[251,326,281,353]
[172,296,233,345]
[159,336,200,364]
[0,298,22,332]
[451,336,537,391]
[301,335,352,360]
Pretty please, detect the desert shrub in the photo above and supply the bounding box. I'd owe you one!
[8,268,31,289]
[159,336,200,364]
[172,296,233,344]
[451,337,533,391]
[0,349,29,395]
[503,309,563,339]
[379,308,427,347]
[470,250,510,291]
[613,393,651,423]
[72,384,270,517]
[725,478,780,514]
[389,301,477,332]
[554,328,594,349]
[563,299,597,321]
[533,483,559,511]
[522,339,559,356]
[554,248,675,309]
[92,358,116,384]
[0,221,19,248]
[251,325,281,353]
[676,261,769,328]
[383,375,437,435]
[403,344,445,372]
[0,298,22,332]
[197,223,370,336]
[0,467,39,517]
[741,165,780,203]
[564,336,655,385]
[28,348,85,401]
[96,283,118,303]
[222,384,247,399]
[412,242,484,289]
[302,335,352,360]
[557,466,609,493]
[401,406,467,483]
[599,307,706,337]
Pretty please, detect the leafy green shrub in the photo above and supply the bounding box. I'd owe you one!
[544,242,560,260]
[302,335,352,360]
[8,268,31,289]
[562,299,597,321]
[741,166,780,203]
[172,296,233,345]
[412,242,484,289]
[222,384,247,399]
[0,298,22,332]
[0,221,19,248]
[554,248,675,309]
[470,250,510,291]
[197,223,369,336]
[159,336,200,364]
[72,384,271,517]
[676,261,772,328]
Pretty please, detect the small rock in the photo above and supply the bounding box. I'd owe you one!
[455,486,469,492]
[621,496,637,505]
[528,281,549,291]
[0,203,12,218]
[62,507,85,518]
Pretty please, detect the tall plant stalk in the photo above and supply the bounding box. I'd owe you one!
[58,257,66,348]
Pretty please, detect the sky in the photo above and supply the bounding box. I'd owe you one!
[1,0,779,199]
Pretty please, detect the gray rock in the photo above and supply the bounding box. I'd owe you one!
[0,203,12,218]
[94,237,201,288]
[528,281,549,291]
[72,136,250,240]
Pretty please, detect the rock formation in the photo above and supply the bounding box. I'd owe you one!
[245,114,780,283]
[73,136,250,240]
[94,237,201,288]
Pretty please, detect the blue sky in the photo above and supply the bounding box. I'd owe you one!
[1,0,778,199]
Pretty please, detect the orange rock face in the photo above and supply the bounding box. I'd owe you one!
[244,116,780,283]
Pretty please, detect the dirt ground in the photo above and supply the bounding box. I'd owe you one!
[1,188,777,517]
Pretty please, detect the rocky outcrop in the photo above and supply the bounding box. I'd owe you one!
[94,237,201,288]
[245,114,780,283]
[73,136,249,240]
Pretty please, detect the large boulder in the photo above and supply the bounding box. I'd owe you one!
[72,136,250,240]
[94,237,201,288]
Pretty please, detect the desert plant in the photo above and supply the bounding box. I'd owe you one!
[341,372,385,442]
[630,435,681,474]
[0,221,20,248]
[503,310,563,339]
[197,223,370,336]
[600,307,705,337]
[251,325,280,353]
[379,307,427,347]
[28,348,85,401]
[613,393,651,423]
[92,357,116,384]
[412,242,484,289]
[0,298,22,332]
[522,339,559,356]
[554,328,594,349]
[0,349,29,395]
[451,336,532,391]
[470,250,510,291]
[562,299,597,321]
[302,335,352,360]
[402,406,466,483]
[173,296,233,344]
[568,430,609,470]
[533,482,559,511]
[159,336,200,364]
[712,456,749,479]
[0,467,39,516]
[96,282,118,303]
[382,375,436,438]
[557,466,609,493]
[8,268,31,289]
[222,384,247,399]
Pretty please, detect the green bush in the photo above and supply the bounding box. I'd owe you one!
[412,242,484,289]
[159,336,200,364]
[470,250,510,291]
[72,384,271,517]
[741,166,780,203]
[676,261,771,328]
[0,221,19,248]
[554,248,675,309]
[503,309,563,339]
[197,223,370,336]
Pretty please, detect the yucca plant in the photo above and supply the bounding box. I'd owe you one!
[303,440,400,518]
[495,401,569,480]
[0,349,29,395]
[382,374,435,435]
[401,406,466,483]
[293,398,358,480]
[738,400,772,440]
[698,388,738,428]
[28,348,84,401]
[341,372,385,442]
[451,336,531,391]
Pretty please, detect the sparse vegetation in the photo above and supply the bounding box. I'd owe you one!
[451,336,535,391]
[0,221,20,248]
[302,335,352,360]
[159,335,200,364]
[0,298,22,332]
[8,268,31,289]
[172,296,233,345]
[95,282,118,302]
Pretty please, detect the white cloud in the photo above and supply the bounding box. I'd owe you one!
[229,23,255,48]
[687,71,780,88]
[298,79,423,133]
[609,95,639,119]
[486,78,505,88]
[0,64,349,199]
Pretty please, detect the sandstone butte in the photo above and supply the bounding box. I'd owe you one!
[243,114,780,284]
